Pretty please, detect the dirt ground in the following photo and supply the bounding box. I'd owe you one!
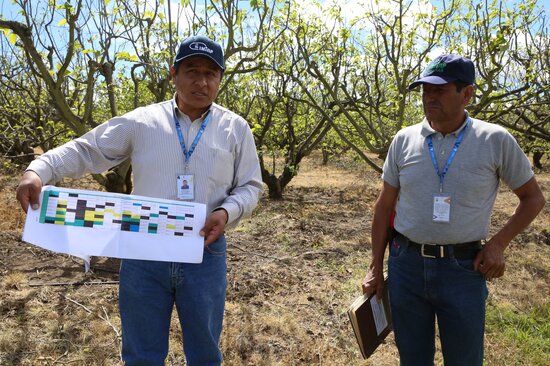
[0,154,548,365]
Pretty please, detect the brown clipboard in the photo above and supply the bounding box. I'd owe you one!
[347,279,392,359]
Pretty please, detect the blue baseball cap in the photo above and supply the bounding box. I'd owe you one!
[173,35,225,71]
[408,54,475,90]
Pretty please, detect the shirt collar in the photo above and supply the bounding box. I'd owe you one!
[420,110,471,138]
[172,95,213,122]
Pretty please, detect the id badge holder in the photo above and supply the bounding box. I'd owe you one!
[433,194,451,223]
[177,174,194,200]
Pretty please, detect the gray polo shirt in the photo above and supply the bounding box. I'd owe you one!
[383,113,533,244]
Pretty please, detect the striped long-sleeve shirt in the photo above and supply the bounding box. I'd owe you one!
[27,98,264,229]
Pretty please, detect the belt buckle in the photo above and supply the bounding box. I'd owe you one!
[421,244,436,258]
[421,244,445,258]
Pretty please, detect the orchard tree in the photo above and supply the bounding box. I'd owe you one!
[0,52,67,166]
[0,0,280,192]
[0,0,142,190]
[220,64,331,198]
[441,0,549,166]
[279,0,456,172]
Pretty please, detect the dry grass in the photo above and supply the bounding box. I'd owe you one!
[0,152,548,365]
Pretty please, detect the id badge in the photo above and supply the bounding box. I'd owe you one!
[177,174,194,200]
[433,194,451,223]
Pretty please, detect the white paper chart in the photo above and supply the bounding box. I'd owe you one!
[23,186,206,268]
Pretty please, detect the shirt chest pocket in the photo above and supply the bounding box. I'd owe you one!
[455,164,499,207]
[203,147,234,186]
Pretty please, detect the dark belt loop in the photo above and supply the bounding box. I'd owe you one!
[395,230,410,247]
[446,244,456,259]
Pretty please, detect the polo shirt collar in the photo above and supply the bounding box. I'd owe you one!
[421,110,471,138]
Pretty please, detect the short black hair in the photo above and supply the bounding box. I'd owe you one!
[454,80,471,92]
[172,57,224,78]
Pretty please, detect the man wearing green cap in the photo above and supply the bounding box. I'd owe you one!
[361,54,545,365]
[16,35,263,365]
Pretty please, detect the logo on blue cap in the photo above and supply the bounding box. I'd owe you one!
[408,54,475,90]
[189,42,214,54]
[425,61,446,74]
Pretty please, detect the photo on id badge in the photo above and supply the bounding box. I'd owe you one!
[177,174,194,200]
[433,194,451,222]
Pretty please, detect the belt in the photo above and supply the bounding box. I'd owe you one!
[394,231,482,259]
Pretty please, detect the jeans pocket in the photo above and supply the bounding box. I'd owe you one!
[389,236,407,258]
[451,258,480,275]
[205,236,227,256]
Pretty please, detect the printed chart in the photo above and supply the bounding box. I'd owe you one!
[23,186,207,267]
[40,189,196,237]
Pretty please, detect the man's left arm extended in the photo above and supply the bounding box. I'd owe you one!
[474,177,546,279]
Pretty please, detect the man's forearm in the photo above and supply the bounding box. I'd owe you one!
[370,182,399,269]
[370,222,391,270]
[370,206,394,269]
[490,178,545,247]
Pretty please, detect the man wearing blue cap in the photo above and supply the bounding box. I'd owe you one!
[16,35,263,365]
[361,54,545,365]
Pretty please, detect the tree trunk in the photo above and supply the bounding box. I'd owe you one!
[533,152,543,170]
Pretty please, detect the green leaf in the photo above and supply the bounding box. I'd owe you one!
[115,51,139,62]
[8,33,17,45]
[58,18,67,26]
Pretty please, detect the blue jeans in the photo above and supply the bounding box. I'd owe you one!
[388,234,488,366]
[119,236,227,366]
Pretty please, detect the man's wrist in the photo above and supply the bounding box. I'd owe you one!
[213,208,228,224]
[369,261,383,271]
[486,236,509,251]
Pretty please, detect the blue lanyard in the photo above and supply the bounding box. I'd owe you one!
[173,109,211,165]
[427,120,470,192]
